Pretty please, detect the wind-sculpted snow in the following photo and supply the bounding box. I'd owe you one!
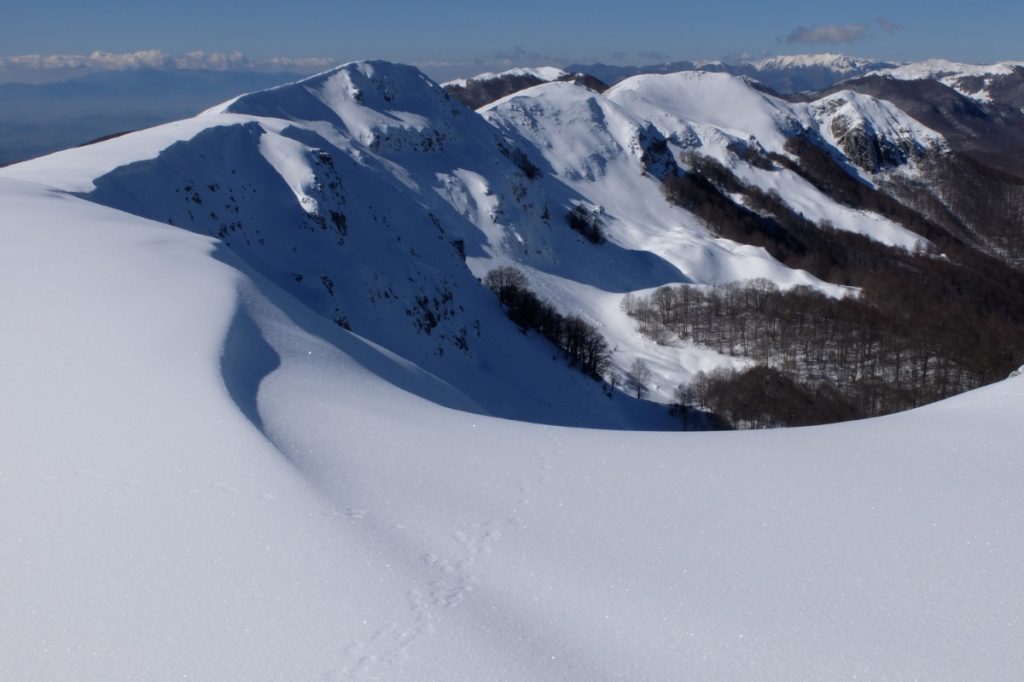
[2,177,1023,680]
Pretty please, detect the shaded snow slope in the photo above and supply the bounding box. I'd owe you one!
[2,177,1023,680]
[1,62,683,427]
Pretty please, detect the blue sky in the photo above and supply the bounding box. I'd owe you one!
[3,0,1022,81]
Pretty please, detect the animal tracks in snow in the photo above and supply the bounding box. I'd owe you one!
[327,455,553,678]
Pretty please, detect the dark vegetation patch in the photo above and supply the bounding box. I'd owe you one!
[650,147,1024,428]
[485,266,610,379]
[566,205,606,244]
[498,142,542,180]
[445,72,608,110]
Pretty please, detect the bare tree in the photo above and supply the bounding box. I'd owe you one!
[627,358,653,400]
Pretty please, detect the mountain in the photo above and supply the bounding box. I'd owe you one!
[0,63,860,422]
[485,72,936,248]
[871,59,1024,107]
[858,61,1024,157]
[443,66,607,109]
[564,53,897,94]
[823,64,1024,181]
[743,53,899,92]
[799,74,1024,262]
[3,60,1023,428]
[3,160,1024,681]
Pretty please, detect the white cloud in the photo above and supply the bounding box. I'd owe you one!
[0,50,340,73]
[260,56,341,71]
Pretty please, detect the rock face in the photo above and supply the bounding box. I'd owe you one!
[834,117,908,172]
[821,75,1024,178]
[824,105,926,172]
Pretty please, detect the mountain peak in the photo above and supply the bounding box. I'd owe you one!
[749,53,894,72]
[873,58,1024,80]
[443,66,568,89]
[217,59,444,119]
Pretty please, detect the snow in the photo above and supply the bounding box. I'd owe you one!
[443,66,568,89]
[811,89,945,150]
[2,175,1024,680]
[0,61,950,409]
[4,62,684,427]
[0,115,253,193]
[482,80,831,286]
[490,78,931,258]
[876,58,1024,82]
[606,71,808,153]
[749,52,889,74]
[873,59,1024,102]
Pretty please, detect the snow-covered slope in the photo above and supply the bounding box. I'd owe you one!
[3,175,1024,680]
[605,70,944,167]
[566,53,897,93]
[1,62,685,426]
[750,53,890,75]
[2,62,956,410]
[482,80,838,283]
[873,59,1024,103]
[442,66,607,110]
[595,72,936,247]
[442,66,568,89]
[810,89,945,172]
[606,71,807,152]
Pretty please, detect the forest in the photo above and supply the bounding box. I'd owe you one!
[484,266,611,379]
[647,147,1024,428]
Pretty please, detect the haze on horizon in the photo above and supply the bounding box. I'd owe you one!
[2,0,1022,84]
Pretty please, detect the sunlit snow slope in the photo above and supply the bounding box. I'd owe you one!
[2,176,1023,680]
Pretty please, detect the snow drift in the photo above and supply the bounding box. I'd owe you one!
[2,174,1024,680]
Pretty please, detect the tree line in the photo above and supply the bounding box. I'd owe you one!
[625,274,1024,427]
[653,147,1024,426]
[485,266,611,379]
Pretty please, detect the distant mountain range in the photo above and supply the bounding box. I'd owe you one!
[563,53,899,93]
[445,55,1024,178]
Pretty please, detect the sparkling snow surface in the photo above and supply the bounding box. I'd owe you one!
[2,177,1024,680]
